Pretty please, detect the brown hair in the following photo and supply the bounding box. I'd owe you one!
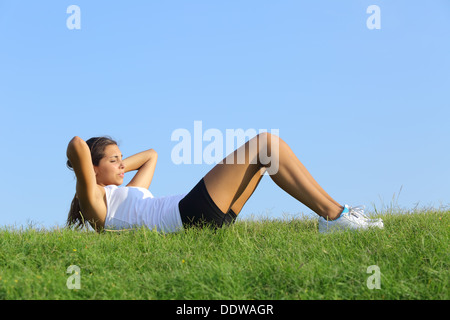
[66,136,118,229]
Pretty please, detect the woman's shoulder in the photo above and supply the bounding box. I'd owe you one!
[73,184,108,230]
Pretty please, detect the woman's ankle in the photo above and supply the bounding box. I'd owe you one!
[324,205,345,221]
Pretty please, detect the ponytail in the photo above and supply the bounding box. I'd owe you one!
[66,193,86,229]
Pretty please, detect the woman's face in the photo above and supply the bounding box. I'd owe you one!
[94,144,125,186]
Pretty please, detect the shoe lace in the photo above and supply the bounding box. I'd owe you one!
[348,205,369,219]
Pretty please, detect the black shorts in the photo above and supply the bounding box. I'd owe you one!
[178,178,237,229]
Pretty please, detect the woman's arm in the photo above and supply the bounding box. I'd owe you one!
[66,136,99,201]
[123,149,158,189]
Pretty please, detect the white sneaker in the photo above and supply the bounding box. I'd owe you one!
[343,205,384,228]
[318,205,384,233]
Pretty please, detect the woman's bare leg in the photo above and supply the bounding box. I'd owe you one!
[228,155,341,215]
[229,153,341,215]
[279,139,342,208]
[203,132,343,220]
[229,167,266,214]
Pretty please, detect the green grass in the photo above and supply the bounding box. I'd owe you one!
[0,209,448,300]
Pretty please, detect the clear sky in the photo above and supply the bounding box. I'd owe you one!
[0,0,449,229]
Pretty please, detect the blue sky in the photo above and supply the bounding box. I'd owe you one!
[0,0,449,228]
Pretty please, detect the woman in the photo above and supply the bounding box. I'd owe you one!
[66,133,383,233]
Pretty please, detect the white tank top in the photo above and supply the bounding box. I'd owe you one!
[103,185,188,233]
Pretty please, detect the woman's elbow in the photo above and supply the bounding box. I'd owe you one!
[68,136,83,150]
[70,136,85,145]
[66,136,87,159]
[149,149,158,157]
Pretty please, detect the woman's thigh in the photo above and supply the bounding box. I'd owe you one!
[203,132,273,213]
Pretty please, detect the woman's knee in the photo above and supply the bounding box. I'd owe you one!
[256,132,280,174]
[257,132,280,147]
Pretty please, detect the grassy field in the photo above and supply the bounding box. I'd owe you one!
[0,209,448,300]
